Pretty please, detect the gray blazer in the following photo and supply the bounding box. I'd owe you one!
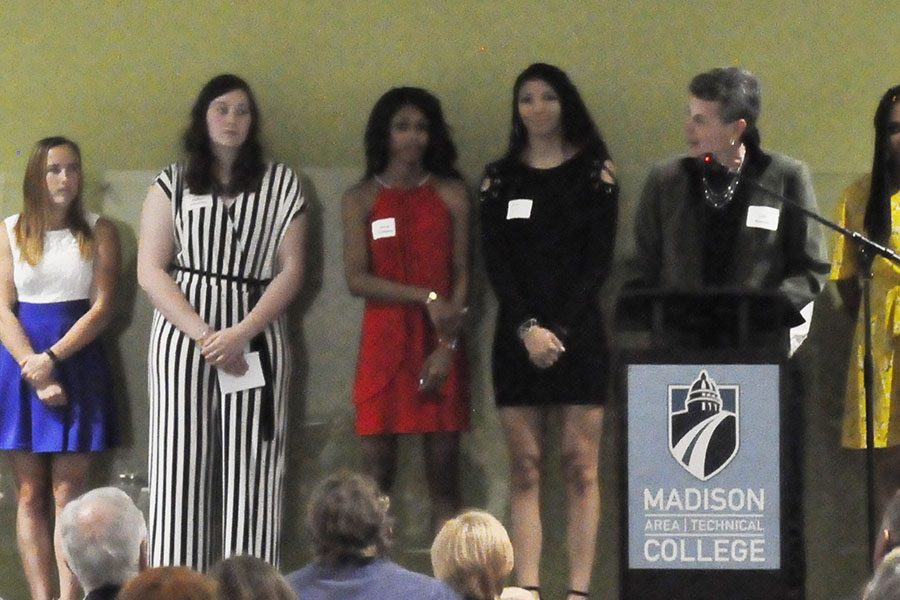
[627,150,829,315]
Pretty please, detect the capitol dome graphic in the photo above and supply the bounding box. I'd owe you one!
[668,370,739,480]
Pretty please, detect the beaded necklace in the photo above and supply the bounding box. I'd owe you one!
[701,152,745,210]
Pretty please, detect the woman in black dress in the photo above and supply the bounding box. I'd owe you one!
[480,63,618,600]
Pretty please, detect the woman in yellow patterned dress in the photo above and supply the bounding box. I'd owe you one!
[832,85,900,513]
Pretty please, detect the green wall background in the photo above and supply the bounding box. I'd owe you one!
[1,1,897,180]
[0,1,898,598]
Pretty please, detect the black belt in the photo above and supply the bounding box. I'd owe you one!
[171,264,276,440]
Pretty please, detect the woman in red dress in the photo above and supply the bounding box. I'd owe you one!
[343,87,470,533]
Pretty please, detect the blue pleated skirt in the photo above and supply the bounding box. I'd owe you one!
[0,300,116,452]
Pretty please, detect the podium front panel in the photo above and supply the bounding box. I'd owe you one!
[626,364,782,570]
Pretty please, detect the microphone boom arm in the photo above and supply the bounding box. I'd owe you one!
[740,176,900,266]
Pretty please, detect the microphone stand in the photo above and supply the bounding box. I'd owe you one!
[738,172,900,568]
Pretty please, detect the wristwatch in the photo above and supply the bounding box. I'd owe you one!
[45,348,60,364]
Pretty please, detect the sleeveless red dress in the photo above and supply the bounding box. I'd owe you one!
[353,182,470,435]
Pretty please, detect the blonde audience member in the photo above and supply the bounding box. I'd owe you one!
[431,510,531,600]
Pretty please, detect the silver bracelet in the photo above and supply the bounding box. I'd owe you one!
[438,336,459,351]
[517,318,539,340]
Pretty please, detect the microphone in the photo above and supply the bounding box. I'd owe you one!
[701,153,729,177]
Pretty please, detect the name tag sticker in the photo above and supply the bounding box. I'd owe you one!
[506,199,533,220]
[184,194,212,211]
[371,217,396,240]
[746,205,780,231]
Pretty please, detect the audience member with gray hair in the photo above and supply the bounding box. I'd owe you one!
[864,547,900,600]
[59,486,148,599]
[851,489,900,600]
[874,490,900,570]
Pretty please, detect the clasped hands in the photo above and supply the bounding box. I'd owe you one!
[424,296,466,336]
[522,326,565,369]
[419,297,466,393]
[198,326,250,376]
[19,351,67,406]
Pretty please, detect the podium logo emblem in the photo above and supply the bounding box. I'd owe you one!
[668,370,740,481]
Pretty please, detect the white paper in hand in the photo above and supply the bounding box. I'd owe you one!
[217,351,265,394]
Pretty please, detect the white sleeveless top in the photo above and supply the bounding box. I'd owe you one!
[5,212,99,303]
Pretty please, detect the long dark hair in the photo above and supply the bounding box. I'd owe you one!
[183,74,265,195]
[864,85,900,243]
[15,136,93,266]
[504,63,610,162]
[364,87,461,179]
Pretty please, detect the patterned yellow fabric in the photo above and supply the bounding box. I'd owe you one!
[832,176,900,447]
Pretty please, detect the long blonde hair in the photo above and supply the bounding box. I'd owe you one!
[14,136,93,266]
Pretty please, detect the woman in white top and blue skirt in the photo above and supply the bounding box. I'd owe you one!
[0,137,120,600]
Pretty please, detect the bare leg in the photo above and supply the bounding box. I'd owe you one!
[8,451,53,600]
[52,452,92,600]
[500,406,544,590]
[361,434,399,493]
[423,431,461,534]
[560,405,604,598]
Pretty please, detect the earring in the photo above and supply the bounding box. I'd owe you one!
[730,139,736,146]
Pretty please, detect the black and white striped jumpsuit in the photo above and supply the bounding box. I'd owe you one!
[147,162,303,570]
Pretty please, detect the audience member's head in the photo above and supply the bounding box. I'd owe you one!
[865,547,900,600]
[59,486,148,592]
[431,510,514,600]
[117,566,219,600]
[210,555,296,600]
[875,490,900,568]
[307,470,393,565]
